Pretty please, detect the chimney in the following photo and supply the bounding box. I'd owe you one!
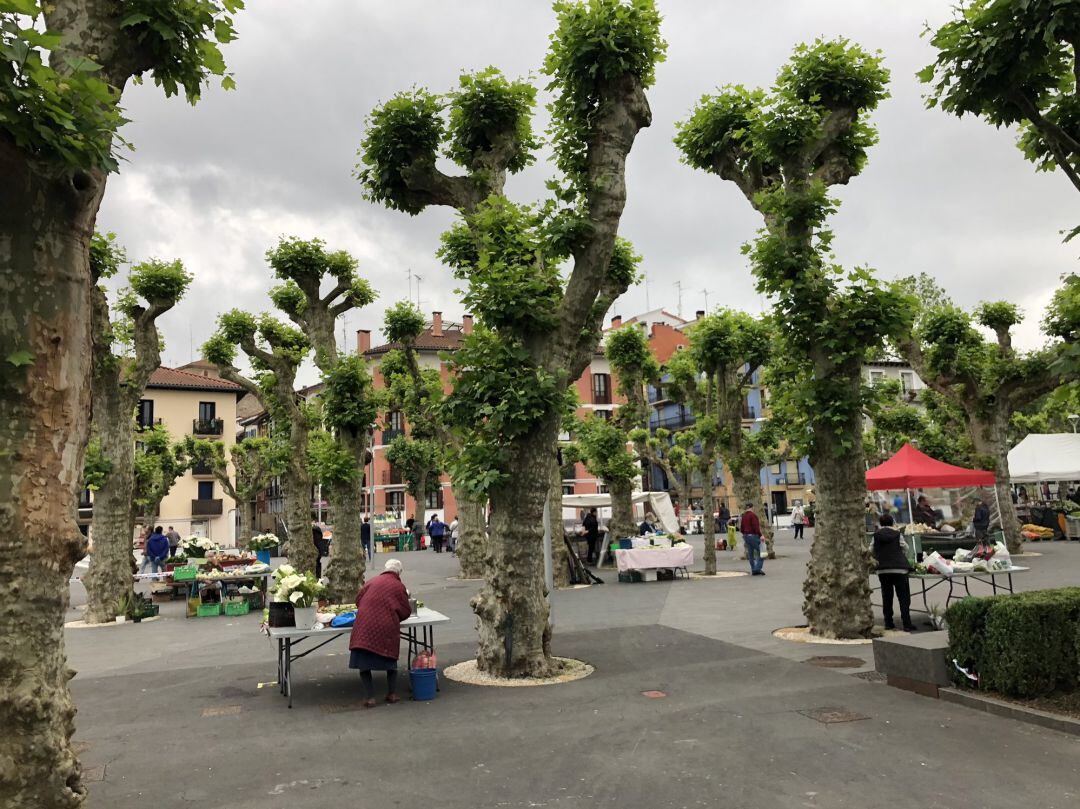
[611,315,622,328]
[356,329,371,354]
[432,311,443,337]
[462,314,473,335]
[696,310,705,320]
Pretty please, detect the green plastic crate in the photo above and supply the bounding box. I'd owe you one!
[196,603,222,617]
[224,601,250,616]
[172,565,198,581]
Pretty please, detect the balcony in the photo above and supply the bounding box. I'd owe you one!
[136,418,163,431]
[191,498,223,516]
[741,405,757,420]
[654,412,695,431]
[783,473,806,486]
[381,428,404,444]
[191,460,214,477]
[192,418,224,436]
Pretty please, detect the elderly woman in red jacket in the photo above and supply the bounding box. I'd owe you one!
[349,558,412,707]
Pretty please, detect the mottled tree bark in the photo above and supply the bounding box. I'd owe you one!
[472,421,557,677]
[733,468,769,558]
[970,410,1022,554]
[284,459,316,576]
[0,139,105,808]
[326,472,364,600]
[701,482,717,575]
[411,468,428,550]
[802,366,874,638]
[607,476,635,549]
[237,499,255,547]
[454,484,487,579]
[548,460,570,588]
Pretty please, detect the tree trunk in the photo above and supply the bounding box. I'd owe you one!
[83,409,136,624]
[0,143,105,807]
[607,476,635,547]
[733,469,760,558]
[970,409,1023,555]
[237,499,255,547]
[453,484,487,579]
[284,462,316,575]
[548,462,570,588]
[326,476,364,601]
[701,479,717,575]
[802,370,874,638]
[472,422,556,677]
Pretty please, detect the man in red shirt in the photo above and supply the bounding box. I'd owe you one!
[739,503,765,576]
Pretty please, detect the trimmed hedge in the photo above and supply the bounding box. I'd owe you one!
[946,587,1080,698]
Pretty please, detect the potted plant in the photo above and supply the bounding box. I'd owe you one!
[115,592,133,624]
[246,533,279,564]
[179,535,219,562]
[270,565,325,629]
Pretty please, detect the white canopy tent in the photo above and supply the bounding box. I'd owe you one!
[1008,433,1080,483]
[561,491,680,535]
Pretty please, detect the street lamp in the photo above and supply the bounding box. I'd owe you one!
[1069,414,1079,434]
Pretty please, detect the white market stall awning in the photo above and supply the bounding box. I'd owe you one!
[1008,433,1080,483]
[562,491,680,534]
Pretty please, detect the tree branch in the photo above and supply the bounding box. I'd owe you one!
[400,158,493,214]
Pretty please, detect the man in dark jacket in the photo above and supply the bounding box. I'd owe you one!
[911,495,938,528]
[872,514,915,631]
[361,517,372,560]
[583,508,600,565]
[312,522,330,578]
[972,499,990,538]
[428,515,447,553]
[739,504,764,576]
[141,526,170,574]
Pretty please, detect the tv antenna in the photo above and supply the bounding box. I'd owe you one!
[413,273,423,308]
[673,280,684,317]
[701,288,711,313]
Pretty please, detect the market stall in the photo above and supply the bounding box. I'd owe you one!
[371,513,413,552]
[1008,433,1080,539]
[866,443,999,557]
[268,607,450,708]
[613,535,694,582]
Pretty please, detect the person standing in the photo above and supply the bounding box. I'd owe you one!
[740,503,764,576]
[972,497,990,539]
[448,515,459,556]
[312,521,329,579]
[583,508,600,565]
[348,559,412,708]
[872,514,915,631]
[140,526,170,574]
[165,525,182,557]
[911,495,938,528]
[718,502,730,528]
[361,516,372,561]
[790,504,806,540]
[411,518,424,552]
[428,515,447,553]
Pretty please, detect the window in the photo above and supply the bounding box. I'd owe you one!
[900,371,915,394]
[768,463,783,475]
[198,401,216,422]
[388,411,404,431]
[386,490,405,511]
[137,399,154,429]
[197,481,215,500]
[426,483,444,509]
[592,373,611,405]
[595,409,612,421]
[869,370,885,385]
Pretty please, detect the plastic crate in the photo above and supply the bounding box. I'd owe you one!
[172,565,198,581]
[224,601,250,616]
[196,603,222,617]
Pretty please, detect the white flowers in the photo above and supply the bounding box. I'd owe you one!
[180,535,219,555]
[289,591,304,604]
[271,565,325,608]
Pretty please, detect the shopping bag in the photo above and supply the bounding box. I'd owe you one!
[414,649,437,669]
[924,551,953,575]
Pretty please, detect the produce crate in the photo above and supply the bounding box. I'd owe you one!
[172,565,198,581]
[224,601,250,616]
[196,603,222,617]
[1066,516,1080,540]
[244,591,264,610]
[139,603,160,618]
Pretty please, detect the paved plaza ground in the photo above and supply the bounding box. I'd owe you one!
[67,528,1080,808]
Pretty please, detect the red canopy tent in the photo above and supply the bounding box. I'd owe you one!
[866,443,995,490]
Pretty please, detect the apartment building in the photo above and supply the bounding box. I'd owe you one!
[137,364,244,541]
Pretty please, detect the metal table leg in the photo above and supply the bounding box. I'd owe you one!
[285,637,293,709]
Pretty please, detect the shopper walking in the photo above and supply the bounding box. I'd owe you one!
[140,526,170,574]
[312,522,329,579]
[740,504,764,576]
[165,525,182,557]
[411,518,424,552]
[428,515,447,553]
[349,559,412,708]
[583,508,600,566]
[790,504,806,540]
[972,497,990,539]
[872,514,915,631]
[361,516,372,561]
[448,515,459,555]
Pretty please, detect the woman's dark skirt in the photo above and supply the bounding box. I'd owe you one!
[349,648,397,671]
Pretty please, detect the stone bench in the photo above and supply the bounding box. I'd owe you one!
[872,631,950,698]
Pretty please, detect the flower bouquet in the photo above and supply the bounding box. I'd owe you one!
[271,565,326,629]
[179,535,219,558]
[246,533,279,551]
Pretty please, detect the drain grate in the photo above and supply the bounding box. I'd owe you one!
[201,705,242,718]
[805,655,866,669]
[82,765,106,783]
[797,706,870,724]
[852,670,887,683]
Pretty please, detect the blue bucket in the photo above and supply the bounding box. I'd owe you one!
[255,549,271,564]
[410,667,438,701]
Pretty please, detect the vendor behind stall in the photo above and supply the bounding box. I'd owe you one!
[911,495,939,528]
[349,558,412,708]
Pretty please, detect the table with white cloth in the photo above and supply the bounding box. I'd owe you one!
[614,545,694,580]
[267,607,450,707]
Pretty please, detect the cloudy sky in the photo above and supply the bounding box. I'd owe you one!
[98,0,1077,384]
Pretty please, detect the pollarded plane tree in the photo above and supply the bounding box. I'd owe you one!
[266,237,379,598]
[564,415,639,546]
[897,276,1080,553]
[675,40,915,638]
[356,0,665,677]
[673,311,772,572]
[131,425,192,533]
[203,314,319,576]
[921,0,1080,216]
[187,435,287,547]
[82,234,190,622]
[0,4,243,801]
